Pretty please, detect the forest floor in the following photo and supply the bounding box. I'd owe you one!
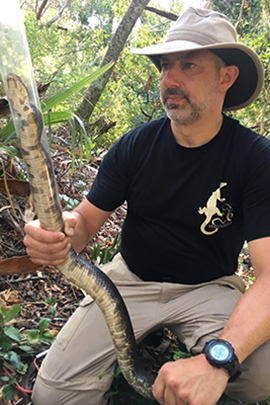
[0,142,259,405]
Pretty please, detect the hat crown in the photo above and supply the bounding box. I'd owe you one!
[165,7,237,46]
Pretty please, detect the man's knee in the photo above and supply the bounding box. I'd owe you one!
[32,372,113,405]
[226,340,270,403]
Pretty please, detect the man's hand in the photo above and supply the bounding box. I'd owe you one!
[153,353,229,405]
[23,211,77,266]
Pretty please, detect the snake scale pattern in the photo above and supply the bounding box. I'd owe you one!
[5,73,154,399]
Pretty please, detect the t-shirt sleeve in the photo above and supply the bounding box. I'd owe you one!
[243,138,270,242]
[86,137,129,211]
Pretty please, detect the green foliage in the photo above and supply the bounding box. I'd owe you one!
[27,317,54,345]
[0,62,113,167]
[0,0,173,152]
[1,63,112,136]
[45,296,58,317]
[88,4,171,148]
[213,0,263,35]
[91,234,121,264]
[0,304,55,401]
[173,348,191,361]
[211,0,270,135]
[0,373,17,400]
[1,0,266,153]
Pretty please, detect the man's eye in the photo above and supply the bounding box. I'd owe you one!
[160,62,169,71]
[184,62,196,69]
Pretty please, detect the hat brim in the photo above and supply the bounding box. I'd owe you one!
[132,41,264,111]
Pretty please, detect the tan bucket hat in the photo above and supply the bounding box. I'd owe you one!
[132,7,264,111]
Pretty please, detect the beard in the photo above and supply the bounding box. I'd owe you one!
[161,88,207,125]
[160,79,219,126]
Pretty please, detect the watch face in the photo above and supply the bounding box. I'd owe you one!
[209,343,231,362]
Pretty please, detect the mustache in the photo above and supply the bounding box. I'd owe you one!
[162,88,190,103]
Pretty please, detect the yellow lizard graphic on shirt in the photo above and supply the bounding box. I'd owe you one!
[198,182,233,235]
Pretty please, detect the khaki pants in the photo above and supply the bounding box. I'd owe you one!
[32,254,270,405]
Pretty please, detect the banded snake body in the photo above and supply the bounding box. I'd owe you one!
[5,73,155,399]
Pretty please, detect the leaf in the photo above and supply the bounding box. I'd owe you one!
[41,62,114,111]
[43,111,72,126]
[70,117,76,174]
[111,364,122,378]
[39,331,55,344]
[0,255,41,276]
[1,304,21,322]
[72,114,91,163]
[2,383,15,400]
[48,306,57,316]
[18,345,33,353]
[111,234,120,249]
[0,376,10,382]
[0,179,30,197]
[1,306,8,317]
[3,351,25,370]
[39,336,54,344]
[4,325,22,343]
[0,120,15,141]
[0,335,12,350]
[92,243,101,261]
[27,329,39,344]
[39,318,51,334]
[0,144,17,157]
[104,389,118,400]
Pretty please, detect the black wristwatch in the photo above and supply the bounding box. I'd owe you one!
[202,339,241,382]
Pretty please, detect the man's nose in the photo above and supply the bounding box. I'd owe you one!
[161,64,183,87]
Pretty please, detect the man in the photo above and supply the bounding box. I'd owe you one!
[25,7,270,405]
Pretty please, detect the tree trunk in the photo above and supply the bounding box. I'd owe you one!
[76,0,151,123]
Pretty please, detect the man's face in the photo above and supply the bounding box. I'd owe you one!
[160,50,222,126]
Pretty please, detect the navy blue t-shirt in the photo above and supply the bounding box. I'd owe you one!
[87,115,270,284]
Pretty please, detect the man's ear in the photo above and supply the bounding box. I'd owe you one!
[220,65,239,92]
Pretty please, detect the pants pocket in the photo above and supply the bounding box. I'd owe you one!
[54,295,94,351]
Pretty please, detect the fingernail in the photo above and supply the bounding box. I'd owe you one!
[68,228,74,236]
[67,243,71,250]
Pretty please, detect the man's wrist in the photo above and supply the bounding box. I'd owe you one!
[202,339,241,382]
[201,353,230,377]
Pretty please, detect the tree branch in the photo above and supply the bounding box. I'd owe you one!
[46,0,72,27]
[145,6,178,21]
[234,0,246,32]
[265,0,270,14]
[36,0,50,20]
[57,25,68,31]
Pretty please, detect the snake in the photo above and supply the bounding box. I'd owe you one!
[5,73,155,400]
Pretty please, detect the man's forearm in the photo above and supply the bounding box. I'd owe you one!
[69,199,113,253]
[69,209,93,253]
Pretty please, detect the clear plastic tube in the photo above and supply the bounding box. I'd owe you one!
[0,0,63,231]
[0,0,47,146]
